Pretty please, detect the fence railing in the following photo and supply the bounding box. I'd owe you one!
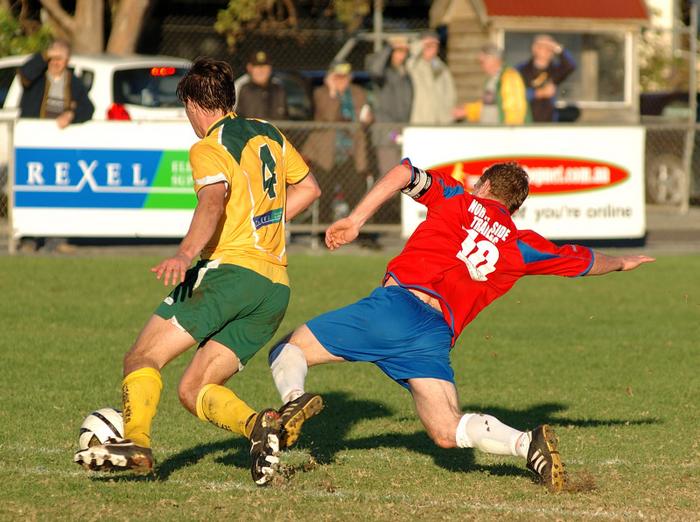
[3,117,698,252]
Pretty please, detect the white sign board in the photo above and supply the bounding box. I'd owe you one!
[13,120,197,238]
[401,126,646,240]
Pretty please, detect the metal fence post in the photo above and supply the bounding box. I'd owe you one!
[7,117,15,254]
[682,1,698,214]
[1,110,18,254]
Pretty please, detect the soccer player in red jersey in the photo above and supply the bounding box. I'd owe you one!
[268,160,654,492]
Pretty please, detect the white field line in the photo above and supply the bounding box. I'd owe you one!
[1,465,658,520]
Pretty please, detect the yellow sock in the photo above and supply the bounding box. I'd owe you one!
[122,367,163,448]
[196,384,257,438]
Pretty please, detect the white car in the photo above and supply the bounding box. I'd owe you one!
[2,53,191,120]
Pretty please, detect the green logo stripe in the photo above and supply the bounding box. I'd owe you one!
[144,150,196,209]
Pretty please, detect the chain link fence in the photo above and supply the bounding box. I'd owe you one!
[280,121,402,226]
[151,15,431,77]
[645,122,700,206]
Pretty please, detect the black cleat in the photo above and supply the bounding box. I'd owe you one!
[74,438,154,473]
[526,425,565,492]
[277,393,324,449]
[249,409,282,486]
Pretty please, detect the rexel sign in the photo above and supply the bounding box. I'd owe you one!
[12,119,198,238]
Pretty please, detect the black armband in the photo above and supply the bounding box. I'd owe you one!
[401,165,432,199]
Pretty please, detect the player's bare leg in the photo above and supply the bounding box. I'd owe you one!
[268,325,342,447]
[178,339,241,415]
[179,339,283,485]
[408,377,565,492]
[74,315,197,473]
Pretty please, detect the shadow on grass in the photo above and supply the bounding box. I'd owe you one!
[294,394,659,479]
[90,394,660,483]
[88,438,250,483]
[296,392,524,478]
[458,402,661,430]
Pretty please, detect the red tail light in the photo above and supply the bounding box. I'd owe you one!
[150,66,176,77]
[107,103,131,120]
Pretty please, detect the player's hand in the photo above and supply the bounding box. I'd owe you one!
[325,217,360,250]
[151,253,192,286]
[619,255,655,271]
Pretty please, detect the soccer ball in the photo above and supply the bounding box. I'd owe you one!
[78,407,124,451]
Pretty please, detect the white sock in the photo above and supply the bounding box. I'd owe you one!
[269,343,307,404]
[455,413,531,458]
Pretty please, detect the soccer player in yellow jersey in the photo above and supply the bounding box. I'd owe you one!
[74,58,322,485]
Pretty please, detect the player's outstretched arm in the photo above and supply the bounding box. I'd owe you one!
[325,163,411,250]
[151,182,226,285]
[286,173,321,221]
[586,251,655,276]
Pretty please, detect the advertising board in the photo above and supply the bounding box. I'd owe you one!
[401,126,646,240]
[13,120,196,237]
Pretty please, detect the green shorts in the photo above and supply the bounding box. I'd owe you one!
[155,259,290,366]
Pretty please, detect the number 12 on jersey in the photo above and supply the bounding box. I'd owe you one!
[456,228,499,281]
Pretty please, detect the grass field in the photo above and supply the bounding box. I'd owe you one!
[1,252,698,521]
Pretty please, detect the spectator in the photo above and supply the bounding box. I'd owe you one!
[454,44,529,125]
[18,39,94,127]
[407,31,456,124]
[236,50,288,120]
[516,35,576,122]
[302,61,372,221]
[367,35,413,177]
[18,39,94,254]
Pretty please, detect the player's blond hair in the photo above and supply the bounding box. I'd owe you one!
[476,162,529,213]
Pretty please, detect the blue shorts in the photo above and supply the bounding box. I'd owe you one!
[306,285,454,389]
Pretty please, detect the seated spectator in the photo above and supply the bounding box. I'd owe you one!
[18,39,94,128]
[367,35,413,177]
[302,61,372,221]
[516,34,576,122]
[236,50,288,120]
[407,31,456,124]
[454,44,529,125]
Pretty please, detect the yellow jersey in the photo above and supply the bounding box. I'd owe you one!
[189,113,309,286]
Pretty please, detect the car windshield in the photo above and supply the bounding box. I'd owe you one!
[113,66,188,108]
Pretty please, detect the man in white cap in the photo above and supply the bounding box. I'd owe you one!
[407,31,456,124]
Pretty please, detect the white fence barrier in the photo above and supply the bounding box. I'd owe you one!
[401,126,646,240]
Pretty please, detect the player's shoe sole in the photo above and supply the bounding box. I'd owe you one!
[74,438,153,473]
[526,424,565,492]
[249,409,282,486]
[278,393,324,449]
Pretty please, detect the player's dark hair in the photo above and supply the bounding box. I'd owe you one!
[476,162,529,213]
[177,57,236,113]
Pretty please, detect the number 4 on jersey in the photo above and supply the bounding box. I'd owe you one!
[259,144,278,199]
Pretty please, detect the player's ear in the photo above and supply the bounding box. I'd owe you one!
[473,179,490,197]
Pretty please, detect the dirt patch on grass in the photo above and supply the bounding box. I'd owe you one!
[563,470,597,493]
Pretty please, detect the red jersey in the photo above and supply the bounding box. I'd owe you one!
[385,160,594,344]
